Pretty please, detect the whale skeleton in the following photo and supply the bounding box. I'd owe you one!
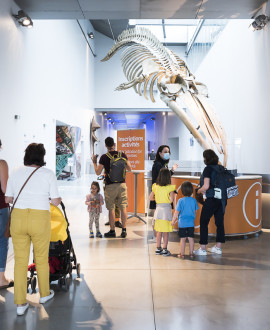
[101,27,227,166]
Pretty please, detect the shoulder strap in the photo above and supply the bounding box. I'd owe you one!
[106,152,113,160]
[11,166,40,212]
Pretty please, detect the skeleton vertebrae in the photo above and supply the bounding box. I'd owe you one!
[101,27,227,165]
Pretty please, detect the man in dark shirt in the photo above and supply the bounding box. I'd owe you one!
[148,149,156,160]
[92,137,132,238]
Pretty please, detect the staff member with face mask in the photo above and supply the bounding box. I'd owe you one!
[150,145,178,210]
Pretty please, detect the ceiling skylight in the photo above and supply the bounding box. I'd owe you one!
[128,19,198,44]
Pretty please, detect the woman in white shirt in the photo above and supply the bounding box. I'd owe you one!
[5,143,61,316]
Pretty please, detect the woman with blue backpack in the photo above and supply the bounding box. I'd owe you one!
[194,149,226,256]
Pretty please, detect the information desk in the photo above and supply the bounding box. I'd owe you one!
[171,175,262,236]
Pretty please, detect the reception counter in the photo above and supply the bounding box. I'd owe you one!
[171,175,262,236]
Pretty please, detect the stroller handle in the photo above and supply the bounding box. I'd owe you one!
[58,201,69,227]
[60,201,65,210]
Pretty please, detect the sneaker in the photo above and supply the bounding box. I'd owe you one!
[155,247,163,255]
[40,289,54,304]
[115,221,122,228]
[89,231,94,238]
[208,245,222,255]
[120,230,127,238]
[193,247,207,256]
[96,232,103,238]
[105,221,110,226]
[17,303,29,316]
[104,230,116,238]
[162,249,171,257]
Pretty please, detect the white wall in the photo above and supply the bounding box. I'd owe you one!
[94,113,117,159]
[150,112,203,169]
[0,0,95,173]
[195,19,270,174]
[94,31,187,109]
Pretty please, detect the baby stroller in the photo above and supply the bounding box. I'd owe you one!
[28,202,80,292]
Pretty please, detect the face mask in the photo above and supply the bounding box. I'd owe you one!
[163,153,170,160]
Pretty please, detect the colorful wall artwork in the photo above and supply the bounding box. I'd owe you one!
[56,125,81,180]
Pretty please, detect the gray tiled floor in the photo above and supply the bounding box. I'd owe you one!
[1,175,270,329]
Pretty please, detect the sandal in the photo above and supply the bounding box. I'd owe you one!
[177,254,185,259]
[190,253,195,259]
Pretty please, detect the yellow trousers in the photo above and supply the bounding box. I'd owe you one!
[11,208,51,304]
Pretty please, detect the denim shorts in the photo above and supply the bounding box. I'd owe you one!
[0,207,9,272]
[178,227,194,238]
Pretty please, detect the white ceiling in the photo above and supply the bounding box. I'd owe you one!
[15,0,266,19]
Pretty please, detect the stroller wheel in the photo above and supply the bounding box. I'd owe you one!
[63,278,70,291]
[58,277,69,291]
[27,278,31,294]
[31,277,37,292]
[76,263,81,278]
[58,277,64,289]
[68,263,72,276]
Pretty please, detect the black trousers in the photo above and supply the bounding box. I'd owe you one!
[199,198,225,245]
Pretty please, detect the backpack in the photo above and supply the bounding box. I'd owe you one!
[209,165,239,201]
[106,152,127,183]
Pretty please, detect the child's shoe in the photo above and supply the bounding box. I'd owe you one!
[193,247,207,256]
[89,231,94,238]
[96,232,102,238]
[155,247,163,255]
[161,248,171,257]
[208,245,222,255]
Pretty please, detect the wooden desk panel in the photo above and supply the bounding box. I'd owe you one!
[171,176,262,235]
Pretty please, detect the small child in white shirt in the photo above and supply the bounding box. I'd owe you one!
[85,181,104,238]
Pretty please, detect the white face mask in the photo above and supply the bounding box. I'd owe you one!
[163,153,170,160]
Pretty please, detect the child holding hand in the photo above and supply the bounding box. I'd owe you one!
[171,181,199,259]
[149,168,176,256]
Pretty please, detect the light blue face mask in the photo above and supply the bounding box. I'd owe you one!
[163,152,170,160]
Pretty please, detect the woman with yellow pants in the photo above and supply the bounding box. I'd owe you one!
[5,143,61,316]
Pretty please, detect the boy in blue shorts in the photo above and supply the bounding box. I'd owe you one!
[171,181,199,259]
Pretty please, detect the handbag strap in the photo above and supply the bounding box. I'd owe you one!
[10,166,40,212]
